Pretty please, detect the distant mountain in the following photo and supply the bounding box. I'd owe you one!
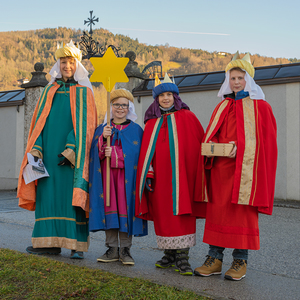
[0,27,295,92]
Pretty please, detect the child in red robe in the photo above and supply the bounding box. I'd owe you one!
[194,52,277,281]
[136,74,206,275]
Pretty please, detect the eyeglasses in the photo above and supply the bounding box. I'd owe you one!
[112,103,129,109]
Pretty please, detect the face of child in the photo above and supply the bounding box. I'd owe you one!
[60,57,76,81]
[158,92,174,109]
[111,97,129,122]
[229,69,246,95]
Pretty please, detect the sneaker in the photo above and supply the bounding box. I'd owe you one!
[174,249,193,276]
[120,247,135,265]
[194,255,222,277]
[97,247,119,262]
[70,250,84,259]
[26,246,61,255]
[155,250,176,268]
[224,259,247,281]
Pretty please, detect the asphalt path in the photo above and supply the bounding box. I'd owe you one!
[0,190,299,300]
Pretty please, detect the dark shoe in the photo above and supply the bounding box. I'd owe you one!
[225,259,247,281]
[97,247,119,262]
[70,250,84,259]
[26,246,61,255]
[120,247,135,265]
[194,255,222,276]
[155,250,176,268]
[174,248,193,276]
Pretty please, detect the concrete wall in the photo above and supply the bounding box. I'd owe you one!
[23,87,44,150]
[285,83,300,201]
[135,82,300,201]
[0,105,24,189]
[0,86,42,190]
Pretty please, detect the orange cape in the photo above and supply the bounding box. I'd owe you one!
[17,82,97,212]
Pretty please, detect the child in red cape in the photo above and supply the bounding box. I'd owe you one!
[135,74,206,276]
[194,52,277,281]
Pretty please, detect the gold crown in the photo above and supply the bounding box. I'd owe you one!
[55,40,82,62]
[154,73,174,87]
[225,51,255,78]
[110,88,134,103]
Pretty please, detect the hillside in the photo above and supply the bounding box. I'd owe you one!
[0,27,297,123]
[0,27,296,91]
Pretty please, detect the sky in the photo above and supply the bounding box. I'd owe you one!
[1,0,300,59]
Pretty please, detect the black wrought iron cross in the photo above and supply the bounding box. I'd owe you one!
[84,11,99,35]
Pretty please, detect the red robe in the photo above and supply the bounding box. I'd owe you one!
[203,96,277,250]
[135,109,206,249]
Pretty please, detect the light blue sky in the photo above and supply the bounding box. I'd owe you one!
[1,0,299,59]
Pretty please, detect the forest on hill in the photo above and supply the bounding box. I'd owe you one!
[0,27,298,122]
[1,27,298,91]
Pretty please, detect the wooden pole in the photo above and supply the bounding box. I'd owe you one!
[106,78,111,206]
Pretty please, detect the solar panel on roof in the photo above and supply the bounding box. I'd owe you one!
[254,68,279,80]
[178,75,206,87]
[11,91,25,101]
[146,80,155,90]
[133,63,300,94]
[274,65,300,78]
[173,76,185,85]
[0,90,24,103]
[0,92,20,102]
[200,73,225,85]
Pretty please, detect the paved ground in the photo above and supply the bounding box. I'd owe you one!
[0,190,299,300]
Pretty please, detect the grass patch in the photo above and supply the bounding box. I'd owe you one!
[0,248,208,299]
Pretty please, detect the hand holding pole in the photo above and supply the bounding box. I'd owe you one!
[89,47,129,207]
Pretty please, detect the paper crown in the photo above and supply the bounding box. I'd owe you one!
[55,40,82,62]
[152,73,179,99]
[225,51,255,78]
[110,88,134,103]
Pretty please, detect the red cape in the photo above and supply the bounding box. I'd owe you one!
[204,97,277,215]
[135,109,206,221]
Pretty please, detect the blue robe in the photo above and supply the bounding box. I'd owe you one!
[89,121,147,237]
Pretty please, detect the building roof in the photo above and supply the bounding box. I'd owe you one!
[133,62,300,97]
[0,89,25,107]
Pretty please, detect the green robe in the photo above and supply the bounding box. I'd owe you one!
[31,83,89,251]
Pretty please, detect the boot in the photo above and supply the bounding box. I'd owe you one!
[97,247,119,262]
[26,246,61,255]
[70,250,84,259]
[224,259,247,281]
[194,255,222,277]
[120,247,135,265]
[175,248,193,276]
[155,249,176,268]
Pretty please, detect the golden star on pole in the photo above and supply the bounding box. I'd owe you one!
[89,47,129,92]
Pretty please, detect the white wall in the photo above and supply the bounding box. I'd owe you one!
[0,105,24,189]
[285,83,300,200]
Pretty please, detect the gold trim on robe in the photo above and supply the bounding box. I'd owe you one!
[238,97,256,205]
